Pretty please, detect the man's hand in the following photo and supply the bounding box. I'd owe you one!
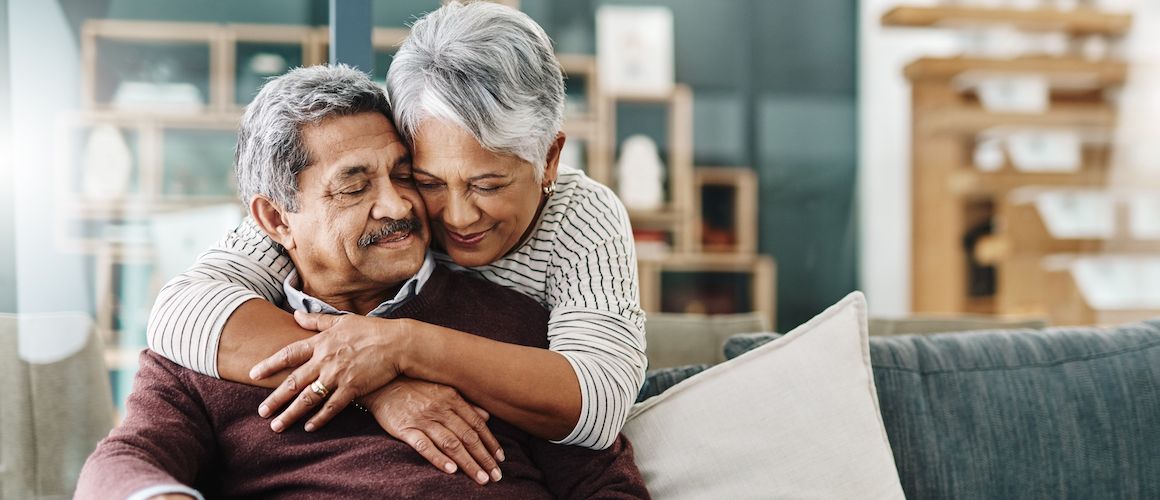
[364,378,505,485]
[251,312,410,433]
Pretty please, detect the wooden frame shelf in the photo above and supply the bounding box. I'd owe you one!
[638,253,777,327]
[693,167,758,254]
[881,6,1132,36]
[918,105,1117,136]
[904,56,1129,86]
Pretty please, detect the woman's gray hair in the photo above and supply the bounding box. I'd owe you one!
[387,1,565,180]
[235,64,391,212]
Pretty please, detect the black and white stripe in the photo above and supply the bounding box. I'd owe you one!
[147,164,647,450]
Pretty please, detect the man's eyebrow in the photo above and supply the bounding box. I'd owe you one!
[332,166,368,182]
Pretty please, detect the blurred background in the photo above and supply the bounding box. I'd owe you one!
[2,0,1159,495]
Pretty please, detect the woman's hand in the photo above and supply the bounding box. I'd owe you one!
[251,311,411,433]
[364,377,505,485]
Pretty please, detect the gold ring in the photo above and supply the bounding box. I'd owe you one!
[310,380,330,399]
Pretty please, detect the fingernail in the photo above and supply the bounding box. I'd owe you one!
[250,368,262,380]
[305,422,315,432]
[445,463,457,473]
[271,420,284,433]
[496,449,505,462]
[491,468,502,482]
[258,404,270,418]
[476,471,490,484]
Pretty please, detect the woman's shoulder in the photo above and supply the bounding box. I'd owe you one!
[552,164,629,227]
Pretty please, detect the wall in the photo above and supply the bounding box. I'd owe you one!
[1,0,15,313]
[857,0,958,317]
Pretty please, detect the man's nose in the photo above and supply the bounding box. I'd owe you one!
[370,182,412,221]
[443,193,480,229]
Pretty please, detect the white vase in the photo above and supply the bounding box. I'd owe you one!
[81,125,134,200]
[616,134,666,211]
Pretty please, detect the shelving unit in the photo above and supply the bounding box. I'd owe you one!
[884,4,1133,318]
[73,13,779,369]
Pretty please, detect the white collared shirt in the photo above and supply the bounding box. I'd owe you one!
[282,252,436,317]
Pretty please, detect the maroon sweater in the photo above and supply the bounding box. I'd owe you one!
[77,265,648,499]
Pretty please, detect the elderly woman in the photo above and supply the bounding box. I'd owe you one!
[147,1,646,486]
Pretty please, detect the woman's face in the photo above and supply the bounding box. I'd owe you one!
[410,120,560,267]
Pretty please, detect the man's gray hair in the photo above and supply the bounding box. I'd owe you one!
[235,64,391,212]
[387,1,565,180]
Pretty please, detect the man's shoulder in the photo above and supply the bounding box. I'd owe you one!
[435,265,547,313]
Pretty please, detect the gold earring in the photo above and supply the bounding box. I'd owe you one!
[542,181,556,197]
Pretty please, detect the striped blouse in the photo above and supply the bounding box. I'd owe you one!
[146,164,648,450]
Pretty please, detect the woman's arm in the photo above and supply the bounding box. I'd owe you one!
[147,217,294,379]
[540,184,648,449]
[253,313,582,440]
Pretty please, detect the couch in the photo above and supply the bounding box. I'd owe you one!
[637,315,1160,499]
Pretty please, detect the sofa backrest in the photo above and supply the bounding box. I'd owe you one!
[869,320,1160,500]
[0,314,116,499]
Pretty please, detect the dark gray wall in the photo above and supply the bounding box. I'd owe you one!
[526,0,860,330]
[1,0,16,313]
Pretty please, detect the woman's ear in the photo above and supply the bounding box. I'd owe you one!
[250,196,296,251]
[542,131,565,185]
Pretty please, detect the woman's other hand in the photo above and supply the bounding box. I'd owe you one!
[251,312,411,433]
[364,377,505,485]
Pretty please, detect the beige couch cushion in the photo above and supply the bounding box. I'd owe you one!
[643,312,769,369]
[623,292,904,499]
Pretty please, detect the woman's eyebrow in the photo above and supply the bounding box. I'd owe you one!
[411,166,507,181]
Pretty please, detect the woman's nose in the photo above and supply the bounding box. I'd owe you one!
[443,193,480,229]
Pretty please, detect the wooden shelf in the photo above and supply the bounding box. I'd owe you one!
[881,6,1132,36]
[904,56,1129,86]
[947,167,1109,196]
[918,104,1117,135]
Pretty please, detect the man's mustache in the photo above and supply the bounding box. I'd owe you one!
[358,217,422,247]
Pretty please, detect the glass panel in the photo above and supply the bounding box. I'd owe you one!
[235,42,304,105]
[161,128,237,198]
[95,40,211,111]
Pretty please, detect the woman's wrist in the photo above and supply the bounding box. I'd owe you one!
[393,318,423,378]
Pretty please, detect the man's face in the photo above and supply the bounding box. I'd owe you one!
[282,111,428,301]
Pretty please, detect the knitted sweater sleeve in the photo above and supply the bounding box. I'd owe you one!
[75,352,215,500]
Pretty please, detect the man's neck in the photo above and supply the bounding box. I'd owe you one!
[302,281,405,316]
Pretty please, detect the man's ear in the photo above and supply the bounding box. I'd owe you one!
[250,196,296,250]
[542,131,565,185]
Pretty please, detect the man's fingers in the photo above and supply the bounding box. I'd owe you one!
[443,411,502,481]
[397,428,458,476]
[293,310,341,332]
[458,405,503,463]
[304,387,356,432]
[425,425,494,485]
[251,340,314,381]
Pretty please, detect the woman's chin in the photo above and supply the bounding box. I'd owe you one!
[445,247,498,268]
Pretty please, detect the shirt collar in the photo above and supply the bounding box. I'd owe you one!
[282,252,435,318]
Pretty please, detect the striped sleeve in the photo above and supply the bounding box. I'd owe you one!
[146,217,292,377]
[546,184,648,450]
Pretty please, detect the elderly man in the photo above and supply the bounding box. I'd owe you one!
[75,65,647,499]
